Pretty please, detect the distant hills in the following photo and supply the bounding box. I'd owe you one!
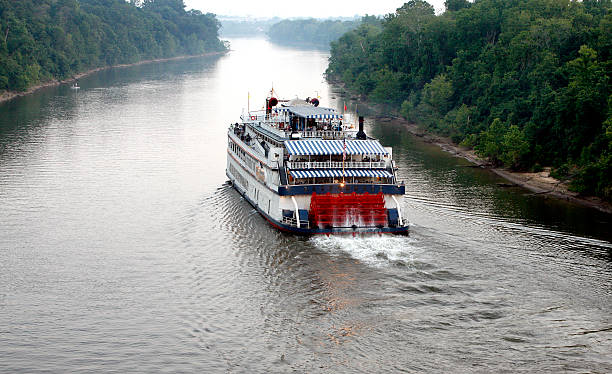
[218,16,281,37]
[266,17,366,48]
[218,16,366,49]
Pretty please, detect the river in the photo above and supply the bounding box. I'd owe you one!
[1,37,611,373]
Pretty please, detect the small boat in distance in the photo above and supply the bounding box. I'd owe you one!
[70,82,80,90]
[226,89,408,235]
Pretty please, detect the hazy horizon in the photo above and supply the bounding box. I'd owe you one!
[184,0,447,18]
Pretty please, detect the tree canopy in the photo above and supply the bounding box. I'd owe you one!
[326,0,612,200]
[0,0,226,92]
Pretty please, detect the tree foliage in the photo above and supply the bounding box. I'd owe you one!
[326,0,612,200]
[0,0,225,92]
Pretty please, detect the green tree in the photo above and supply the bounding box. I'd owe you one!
[476,118,507,165]
[501,125,530,169]
[444,0,470,12]
[421,73,453,114]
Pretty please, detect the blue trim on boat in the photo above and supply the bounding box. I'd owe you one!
[278,183,405,196]
[289,169,393,179]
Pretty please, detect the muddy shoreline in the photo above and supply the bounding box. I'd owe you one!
[371,112,612,214]
[0,51,226,104]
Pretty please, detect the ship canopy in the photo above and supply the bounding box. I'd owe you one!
[289,169,393,178]
[274,106,342,119]
[284,139,389,156]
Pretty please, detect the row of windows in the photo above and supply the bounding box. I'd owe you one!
[229,143,272,215]
[228,138,259,174]
[228,163,249,190]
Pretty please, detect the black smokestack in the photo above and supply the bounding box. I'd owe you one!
[356,116,366,140]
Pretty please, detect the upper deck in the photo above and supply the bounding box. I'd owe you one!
[228,97,402,190]
[242,103,357,141]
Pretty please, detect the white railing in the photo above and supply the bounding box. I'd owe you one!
[242,111,267,122]
[243,112,356,140]
[257,121,287,138]
[282,216,309,228]
[255,125,357,140]
[286,161,386,169]
[299,130,357,139]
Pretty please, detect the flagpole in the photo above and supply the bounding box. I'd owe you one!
[342,136,346,186]
[342,101,345,130]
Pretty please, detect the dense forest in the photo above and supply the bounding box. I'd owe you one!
[326,0,612,200]
[0,0,226,92]
[267,18,368,47]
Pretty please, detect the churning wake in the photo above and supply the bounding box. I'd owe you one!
[310,234,420,267]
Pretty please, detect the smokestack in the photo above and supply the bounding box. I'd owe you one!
[356,116,366,140]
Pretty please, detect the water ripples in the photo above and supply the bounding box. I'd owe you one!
[1,37,611,373]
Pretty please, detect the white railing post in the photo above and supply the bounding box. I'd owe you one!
[391,195,403,227]
[291,196,300,228]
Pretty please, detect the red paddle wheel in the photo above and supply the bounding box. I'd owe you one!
[309,192,388,228]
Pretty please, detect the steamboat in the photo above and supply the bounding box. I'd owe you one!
[226,91,408,235]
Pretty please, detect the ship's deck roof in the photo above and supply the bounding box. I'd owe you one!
[274,106,343,119]
[284,139,389,156]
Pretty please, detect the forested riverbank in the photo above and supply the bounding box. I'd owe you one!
[0,52,225,104]
[0,0,226,96]
[326,0,611,202]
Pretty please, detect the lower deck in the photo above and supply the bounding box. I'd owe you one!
[226,155,408,235]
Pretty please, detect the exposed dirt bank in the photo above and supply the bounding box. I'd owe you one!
[0,51,226,104]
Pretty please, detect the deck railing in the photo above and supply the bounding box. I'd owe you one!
[281,215,309,229]
[257,124,357,140]
[299,130,356,140]
[286,161,386,169]
[244,113,357,140]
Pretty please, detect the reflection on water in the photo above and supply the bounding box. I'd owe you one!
[1,37,611,373]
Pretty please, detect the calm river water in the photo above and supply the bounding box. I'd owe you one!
[1,38,611,373]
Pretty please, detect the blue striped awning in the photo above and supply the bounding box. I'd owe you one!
[289,169,393,179]
[285,140,389,156]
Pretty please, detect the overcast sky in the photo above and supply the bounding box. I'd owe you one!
[184,0,447,18]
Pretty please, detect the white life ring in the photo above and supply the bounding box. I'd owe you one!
[250,116,257,121]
